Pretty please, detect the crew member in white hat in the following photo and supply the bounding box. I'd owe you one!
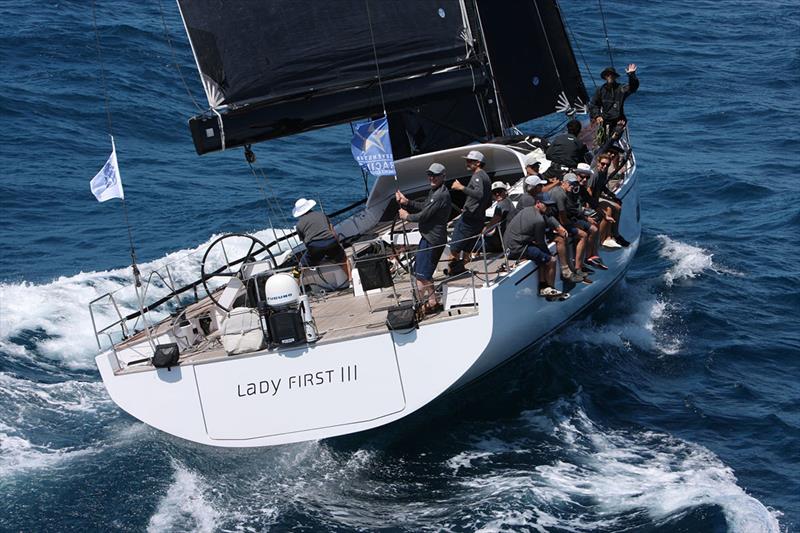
[293,198,351,283]
[447,150,491,271]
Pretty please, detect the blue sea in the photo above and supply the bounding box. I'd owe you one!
[1,0,798,531]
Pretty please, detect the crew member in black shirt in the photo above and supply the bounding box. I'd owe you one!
[589,63,639,143]
[396,163,452,314]
[545,119,589,175]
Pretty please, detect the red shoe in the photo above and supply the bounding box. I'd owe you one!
[586,256,608,270]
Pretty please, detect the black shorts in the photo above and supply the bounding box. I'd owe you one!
[302,237,346,267]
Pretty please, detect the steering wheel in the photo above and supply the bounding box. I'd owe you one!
[200,233,275,312]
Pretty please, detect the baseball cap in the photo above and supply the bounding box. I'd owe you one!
[536,192,556,205]
[491,181,508,191]
[462,150,485,163]
[524,153,541,168]
[427,163,446,175]
[563,173,580,184]
[524,175,547,188]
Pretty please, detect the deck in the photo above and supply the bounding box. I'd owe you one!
[113,250,510,375]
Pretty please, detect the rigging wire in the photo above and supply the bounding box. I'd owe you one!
[364,0,387,116]
[245,157,301,253]
[91,0,138,282]
[156,0,203,112]
[91,1,114,137]
[245,160,286,254]
[532,0,565,96]
[543,117,568,139]
[561,12,598,91]
[92,0,155,348]
[597,0,615,68]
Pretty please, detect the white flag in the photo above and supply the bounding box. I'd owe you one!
[90,137,124,202]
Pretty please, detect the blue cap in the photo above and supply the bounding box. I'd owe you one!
[536,192,556,205]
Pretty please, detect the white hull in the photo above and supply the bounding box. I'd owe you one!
[95,144,642,448]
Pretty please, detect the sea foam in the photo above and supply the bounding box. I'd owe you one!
[450,400,782,533]
[0,228,288,369]
[657,234,740,287]
[147,459,222,533]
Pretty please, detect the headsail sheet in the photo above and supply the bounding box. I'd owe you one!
[475,0,587,125]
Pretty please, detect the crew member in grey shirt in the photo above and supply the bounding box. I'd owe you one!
[447,150,492,269]
[484,181,514,253]
[396,163,452,314]
[503,199,568,298]
[293,198,351,284]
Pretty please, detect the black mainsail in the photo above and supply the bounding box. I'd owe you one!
[178,0,586,156]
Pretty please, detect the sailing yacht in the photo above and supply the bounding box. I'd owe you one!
[91,0,640,447]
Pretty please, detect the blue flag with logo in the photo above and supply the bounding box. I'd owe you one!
[350,117,395,177]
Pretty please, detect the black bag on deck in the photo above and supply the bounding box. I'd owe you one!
[356,253,393,291]
[152,343,180,369]
[386,301,418,332]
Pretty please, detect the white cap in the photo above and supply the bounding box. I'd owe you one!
[575,162,592,175]
[292,198,317,218]
[491,181,508,191]
[462,150,485,163]
[524,175,547,188]
[523,153,541,168]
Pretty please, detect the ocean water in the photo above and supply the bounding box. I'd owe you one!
[1,0,799,531]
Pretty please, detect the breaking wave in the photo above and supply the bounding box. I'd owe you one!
[553,278,684,355]
[147,460,222,533]
[657,234,741,287]
[0,371,128,479]
[0,420,98,479]
[447,400,782,532]
[0,228,290,369]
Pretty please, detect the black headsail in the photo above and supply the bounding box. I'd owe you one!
[178,0,586,156]
[178,0,490,154]
[474,0,588,127]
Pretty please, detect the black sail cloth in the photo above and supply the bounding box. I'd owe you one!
[178,0,479,153]
[179,0,587,155]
